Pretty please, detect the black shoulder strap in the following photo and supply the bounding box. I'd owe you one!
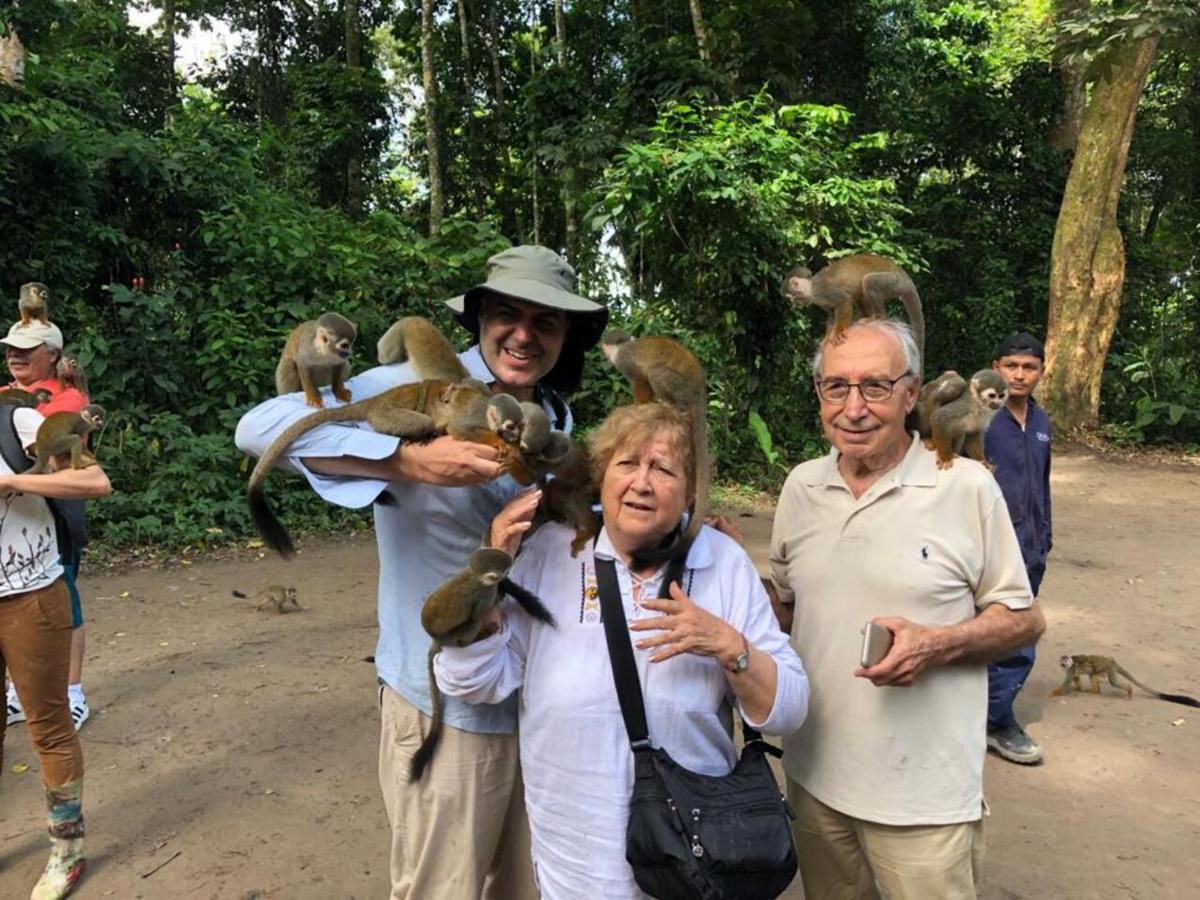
[595,557,651,748]
[0,406,31,473]
[0,405,88,556]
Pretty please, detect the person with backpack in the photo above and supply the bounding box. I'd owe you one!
[4,318,94,731]
[0,316,111,900]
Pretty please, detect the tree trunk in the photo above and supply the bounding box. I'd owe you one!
[344,0,365,216]
[0,24,25,87]
[1043,35,1160,430]
[1048,0,1088,152]
[457,0,487,214]
[485,0,521,238]
[164,0,177,105]
[554,0,576,258]
[421,0,446,233]
[528,0,540,244]
[256,1,287,127]
[687,0,713,63]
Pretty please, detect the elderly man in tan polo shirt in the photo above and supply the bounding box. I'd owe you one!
[769,318,1045,900]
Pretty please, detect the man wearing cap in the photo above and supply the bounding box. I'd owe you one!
[0,315,112,900]
[983,333,1053,765]
[4,317,96,737]
[236,246,607,900]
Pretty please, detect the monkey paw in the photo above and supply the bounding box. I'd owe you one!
[936,457,955,470]
[334,388,353,403]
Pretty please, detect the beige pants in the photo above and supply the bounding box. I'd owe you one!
[378,684,536,900]
[788,780,985,900]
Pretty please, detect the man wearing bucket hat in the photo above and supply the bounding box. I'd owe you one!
[236,245,607,900]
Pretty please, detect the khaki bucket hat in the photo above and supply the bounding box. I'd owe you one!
[447,245,608,392]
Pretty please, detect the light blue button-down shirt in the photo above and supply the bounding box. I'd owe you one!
[235,345,572,734]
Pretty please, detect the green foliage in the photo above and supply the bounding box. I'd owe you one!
[747,411,783,471]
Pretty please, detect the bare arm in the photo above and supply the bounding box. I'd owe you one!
[857,602,1046,687]
[303,435,502,486]
[0,465,112,499]
[763,578,793,633]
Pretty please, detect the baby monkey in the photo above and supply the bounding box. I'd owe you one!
[276,312,358,408]
[411,548,556,781]
[232,586,301,614]
[30,404,105,474]
[1053,654,1200,708]
[918,369,1008,469]
[781,254,925,362]
[18,282,50,327]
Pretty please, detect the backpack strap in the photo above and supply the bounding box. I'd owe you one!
[0,406,88,556]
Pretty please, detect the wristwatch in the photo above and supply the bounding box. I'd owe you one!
[727,633,750,674]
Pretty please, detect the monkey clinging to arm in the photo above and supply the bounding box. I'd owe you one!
[781,254,925,364]
[275,312,358,408]
[926,369,1008,470]
[30,405,106,474]
[601,331,708,565]
[411,548,556,781]
[1053,654,1200,708]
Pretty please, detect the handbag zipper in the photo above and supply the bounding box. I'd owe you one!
[690,807,704,858]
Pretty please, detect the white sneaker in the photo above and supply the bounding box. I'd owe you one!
[69,696,90,731]
[6,689,25,725]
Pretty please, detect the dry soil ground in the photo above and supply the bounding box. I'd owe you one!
[1,449,1198,899]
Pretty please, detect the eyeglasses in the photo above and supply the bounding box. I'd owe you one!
[814,372,912,404]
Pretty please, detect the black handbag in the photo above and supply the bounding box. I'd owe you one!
[594,556,798,900]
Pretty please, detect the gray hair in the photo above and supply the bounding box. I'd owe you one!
[810,318,922,378]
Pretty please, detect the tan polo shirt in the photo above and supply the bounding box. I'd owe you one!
[770,432,1032,826]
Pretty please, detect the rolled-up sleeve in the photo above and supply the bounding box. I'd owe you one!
[234,365,408,509]
[732,553,809,737]
[434,609,528,705]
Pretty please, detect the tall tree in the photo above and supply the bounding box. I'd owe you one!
[163,0,177,105]
[1043,2,1196,428]
[554,0,577,256]
[1048,0,1088,152]
[421,0,446,232]
[687,0,713,63]
[345,0,365,216]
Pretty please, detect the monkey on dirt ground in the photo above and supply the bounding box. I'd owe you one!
[233,586,301,614]
[275,312,358,408]
[1053,654,1200,708]
[781,254,925,362]
[411,548,555,781]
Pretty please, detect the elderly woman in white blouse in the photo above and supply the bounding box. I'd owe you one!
[435,402,809,899]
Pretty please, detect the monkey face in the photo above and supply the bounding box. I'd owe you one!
[780,268,814,305]
[317,326,354,360]
[1059,655,1074,669]
[970,371,1009,411]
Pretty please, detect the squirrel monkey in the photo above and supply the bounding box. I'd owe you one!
[0,387,52,408]
[29,405,105,474]
[412,548,556,781]
[1053,654,1200,708]
[247,381,527,558]
[232,586,301,614]
[529,438,599,556]
[602,331,708,565]
[781,254,925,364]
[917,369,1007,469]
[56,353,89,395]
[18,282,50,327]
[276,312,358,408]
[376,315,476,384]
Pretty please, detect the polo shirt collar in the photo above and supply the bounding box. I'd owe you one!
[806,431,936,489]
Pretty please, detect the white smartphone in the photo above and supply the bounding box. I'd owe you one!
[860,622,893,668]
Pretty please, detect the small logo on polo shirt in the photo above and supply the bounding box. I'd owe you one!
[1036,431,1050,442]
[921,546,930,560]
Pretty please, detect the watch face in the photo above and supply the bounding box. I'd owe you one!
[735,651,750,672]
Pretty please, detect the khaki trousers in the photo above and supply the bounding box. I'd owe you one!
[0,579,83,788]
[788,780,985,900]
[378,684,536,900]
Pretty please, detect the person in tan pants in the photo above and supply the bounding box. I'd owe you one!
[0,351,112,900]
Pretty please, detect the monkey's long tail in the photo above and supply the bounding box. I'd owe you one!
[410,649,444,782]
[500,578,556,627]
[1118,665,1200,708]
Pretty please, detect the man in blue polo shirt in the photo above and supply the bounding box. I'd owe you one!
[984,333,1053,765]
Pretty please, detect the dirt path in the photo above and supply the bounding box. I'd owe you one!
[2,450,1197,899]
